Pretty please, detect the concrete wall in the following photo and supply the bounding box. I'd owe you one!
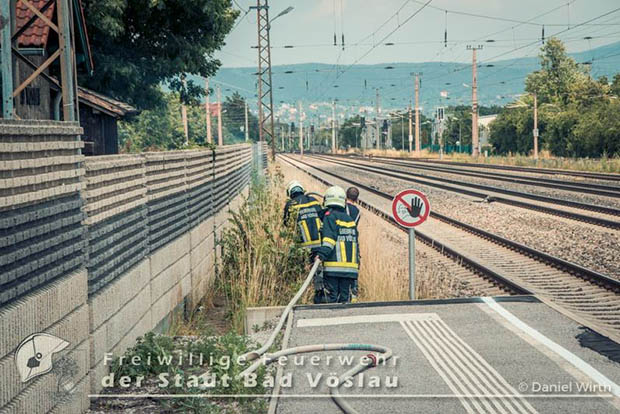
[0,120,90,414]
[0,119,267,413]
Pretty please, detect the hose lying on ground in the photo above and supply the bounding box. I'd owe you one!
[238,258,394,414]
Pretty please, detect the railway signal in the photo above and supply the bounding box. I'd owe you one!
[391,189,431,300]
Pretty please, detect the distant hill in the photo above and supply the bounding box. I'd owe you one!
[199,41,620,117]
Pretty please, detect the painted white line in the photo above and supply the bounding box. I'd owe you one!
[296,313,439,327]
[432,319,538,414]
[403,319,538,414]
[419,319,533,414]
[400,320,477,414]
[482,297,620,399]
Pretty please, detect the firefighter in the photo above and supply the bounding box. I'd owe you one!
[314,186,360,304]
[345,187,361,225]
[345,187,361,301]
[283,180,323,249]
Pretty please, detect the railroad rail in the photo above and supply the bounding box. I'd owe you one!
[336,154,620,198]
[367,154,620,182]
[310,154,620,229]
[279,153,620,343]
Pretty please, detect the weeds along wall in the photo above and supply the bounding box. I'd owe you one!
[0,120,268,414]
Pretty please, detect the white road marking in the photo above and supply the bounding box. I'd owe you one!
[296,312,439,327]
[482,297,620,399]
[402,319,537,414]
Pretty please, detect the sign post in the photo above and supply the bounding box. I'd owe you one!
[408,227,415,300]
[391,189,431,300]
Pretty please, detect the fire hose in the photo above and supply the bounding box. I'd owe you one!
[237,259,394,414]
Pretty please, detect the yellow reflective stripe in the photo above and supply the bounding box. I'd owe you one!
[301,241,320,247]
[301,221,311,242]
[292,200,320,210]
[335,219,355,228]
[322,237,336,246]
[315,218,322,231]
[352,243,356,264]
[324,261,359,269]
[340,241,347,262]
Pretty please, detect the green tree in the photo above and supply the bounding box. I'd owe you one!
[119,91,213,151]
[490,106,536,155]
[339,115,363,149]
[525,38,605,106]
[490,38,616,157]
[222,92,259,143]
[611,73,620,97]
[572,100,620,157]
[80,0,239,109]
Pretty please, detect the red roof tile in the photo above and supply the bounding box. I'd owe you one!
[16,0,56,48]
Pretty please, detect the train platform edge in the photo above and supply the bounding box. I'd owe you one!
[269,295,620,414]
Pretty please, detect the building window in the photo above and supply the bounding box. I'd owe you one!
[20,87,40,106]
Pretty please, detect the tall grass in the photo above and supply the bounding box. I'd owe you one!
[217,169,307,333]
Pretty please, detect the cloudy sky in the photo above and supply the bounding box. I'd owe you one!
[217,0,620,68]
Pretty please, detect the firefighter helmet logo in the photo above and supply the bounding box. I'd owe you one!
[15,333,69,382]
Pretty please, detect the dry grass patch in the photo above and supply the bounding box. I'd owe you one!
[277,159,468,302]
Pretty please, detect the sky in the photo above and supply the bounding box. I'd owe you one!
[216,0,620,68]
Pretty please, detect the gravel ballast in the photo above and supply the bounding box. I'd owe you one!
[309,157,620,280]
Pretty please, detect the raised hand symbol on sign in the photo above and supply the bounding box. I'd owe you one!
[408,197,423,218]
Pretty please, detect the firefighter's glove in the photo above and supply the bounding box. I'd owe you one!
[313,264,324,292]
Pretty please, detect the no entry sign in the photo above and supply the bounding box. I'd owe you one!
[391,189,431,228]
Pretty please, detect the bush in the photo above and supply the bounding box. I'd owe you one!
[217,167,308,332]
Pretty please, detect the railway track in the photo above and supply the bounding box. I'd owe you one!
[279,153,620,343]
[310,154,620,229]
[373,154,620,183]
[337,154,620,198]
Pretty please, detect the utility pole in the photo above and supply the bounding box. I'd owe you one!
[250,0,276,159]
[298,101,304,157]
[57,0,76,121]
[375,89,381,149]
[1,0,13,118]
[181,103,189,145]
[467,45,483,157]
[533,93,539,160]
[181,77,189,145]
[331,101,337,153]
[205,79,212,143]
[412,73,422,154]
[244,101,250,142]
[401,114,404,151]
[217,85,223,146]
[408,104,413,153]
[288,122,292,152]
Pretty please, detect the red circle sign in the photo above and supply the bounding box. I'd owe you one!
[391,189,431,228]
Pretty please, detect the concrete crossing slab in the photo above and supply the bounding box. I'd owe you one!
[273,296,620,414]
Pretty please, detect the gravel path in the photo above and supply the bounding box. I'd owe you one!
[309,157,620,280]
[341,157,620,210]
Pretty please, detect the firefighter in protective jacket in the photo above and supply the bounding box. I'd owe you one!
[283,180,323,249]
[314,186,360,303]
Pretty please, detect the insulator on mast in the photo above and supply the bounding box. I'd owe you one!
[542,25,545,44]
[342,33,345,50]
[334,33,337,46]
[444,11,448,47]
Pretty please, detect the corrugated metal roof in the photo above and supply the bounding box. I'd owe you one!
[16,0,56,48]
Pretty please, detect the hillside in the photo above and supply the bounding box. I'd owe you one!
[203,41,620,116]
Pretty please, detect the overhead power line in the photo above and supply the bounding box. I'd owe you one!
[409,0,592,27]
